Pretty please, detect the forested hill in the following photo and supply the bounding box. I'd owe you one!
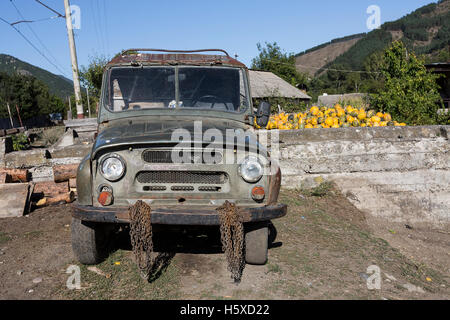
[296,0,450,76]
[0,54,73,99]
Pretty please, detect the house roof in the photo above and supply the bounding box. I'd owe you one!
[425,62,450,73]
[248,70,311,100]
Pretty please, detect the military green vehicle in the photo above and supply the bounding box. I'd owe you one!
[72,49,287,266]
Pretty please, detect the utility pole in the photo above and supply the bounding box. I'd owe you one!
[6,102,14,128]
[15,104,23,128]
[68,96,72,120]
[64,0,84,119]
[86,87,91,118]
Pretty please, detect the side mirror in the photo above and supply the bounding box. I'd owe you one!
[256,101,271,128]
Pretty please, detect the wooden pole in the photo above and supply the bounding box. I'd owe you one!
[68,96,72,120]
[86,87,91,118]
[6,102,14,128]
[15,104,23,128]
[64,0,84,119]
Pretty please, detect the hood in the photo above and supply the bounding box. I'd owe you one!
[92,117,266,158]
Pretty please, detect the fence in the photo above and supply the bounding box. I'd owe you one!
[0,115,53,130]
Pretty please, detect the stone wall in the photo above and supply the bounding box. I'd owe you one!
[274,126,450,227]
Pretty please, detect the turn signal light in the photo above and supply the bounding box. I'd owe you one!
[98,191,113,206]
[251,186,265,201]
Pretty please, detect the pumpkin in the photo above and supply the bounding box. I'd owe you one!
[261,104,406,130]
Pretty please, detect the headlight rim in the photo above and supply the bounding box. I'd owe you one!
[100,153,126,182]
[238,155,264,183]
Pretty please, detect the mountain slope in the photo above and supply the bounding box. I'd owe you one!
[0,54,74,98]
[295,34,365,76]
[296,0,450,76]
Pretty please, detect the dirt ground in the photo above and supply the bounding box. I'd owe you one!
[0,187,448,300]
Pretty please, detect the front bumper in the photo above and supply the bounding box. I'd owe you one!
[72,203,287,226]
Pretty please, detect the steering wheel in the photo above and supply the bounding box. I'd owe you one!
[193,95,220,109]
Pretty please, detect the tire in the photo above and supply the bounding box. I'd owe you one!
[244,222,269,265]
[71,217,111,265]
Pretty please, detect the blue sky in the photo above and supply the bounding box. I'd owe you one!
[0,0,436,79]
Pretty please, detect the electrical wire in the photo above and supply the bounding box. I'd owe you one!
[34,0,65,18]
[90,0,105,55]
[9,0,71,78]
[101,0,110,56]
[259,58,381,74]
[0,16,70,78]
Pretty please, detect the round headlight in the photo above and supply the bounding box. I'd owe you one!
[239,156,263,183]
[100,154,125,181]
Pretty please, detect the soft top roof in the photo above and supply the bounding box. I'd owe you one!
[107,48,247,69]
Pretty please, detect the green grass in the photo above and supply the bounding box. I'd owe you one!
[0,232,11,244]
[57,250,181,300]
[266,263,282,274]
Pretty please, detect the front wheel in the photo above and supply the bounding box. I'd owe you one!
[71,218,112,265]
[244,222,269,265]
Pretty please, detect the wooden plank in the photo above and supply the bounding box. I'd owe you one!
[0,172,12,183]
[0,168,30,182]
[69,178,77,189]
[34,181,69,197]
[47,191,75,205]
[53,164,78,183]
[38,192,75,207]
[0,183,30,218]
[5,128,19,135]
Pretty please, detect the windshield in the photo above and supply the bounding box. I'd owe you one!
[105,66,249,113]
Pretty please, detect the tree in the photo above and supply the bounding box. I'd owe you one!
[80,55,109,98]
[370,41,446,125]
[251,42,308,89]
[0,71,64,120]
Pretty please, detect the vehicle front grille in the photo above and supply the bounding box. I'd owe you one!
[136,171,227,185]
[142,150,222,164]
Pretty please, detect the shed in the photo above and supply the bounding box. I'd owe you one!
[425,62,450,110]
[248,70,311,103]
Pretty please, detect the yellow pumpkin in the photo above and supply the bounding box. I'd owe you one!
[310,106,319,116]
[325,117,334,127]
[384,113,392,122]
[358,112,367,120]
[371,116,381,123]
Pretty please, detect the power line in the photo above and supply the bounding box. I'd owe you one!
[9,0,70,77]
[10,15,59,25]
[101,0,110,56]
[259,58,381,74]
[0,16,69,78]
[34,0,65,18]
[90,0,105,55]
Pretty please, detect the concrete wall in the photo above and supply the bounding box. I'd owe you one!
[274,126,450,227]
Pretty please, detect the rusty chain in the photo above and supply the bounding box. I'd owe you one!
[128,200,154,279]
[129,199,245,283]
[217,201,245,283]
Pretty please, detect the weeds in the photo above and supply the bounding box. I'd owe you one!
[0,232,11,244]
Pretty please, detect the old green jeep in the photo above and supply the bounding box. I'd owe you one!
[72,49,287,266]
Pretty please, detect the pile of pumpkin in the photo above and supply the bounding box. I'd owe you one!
[260,104,407,130]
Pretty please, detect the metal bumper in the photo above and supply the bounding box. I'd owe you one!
[72,203,287,226]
